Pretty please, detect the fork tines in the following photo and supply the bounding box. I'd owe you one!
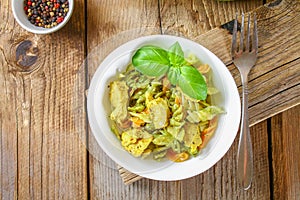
[232,13,258,56]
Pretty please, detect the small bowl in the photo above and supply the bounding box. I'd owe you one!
[87,35,241,181]
[11,0,74,34]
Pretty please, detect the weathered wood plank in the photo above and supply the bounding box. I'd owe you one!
[160,0,262,37]
[0,39,19,200]
[0,1,21,199]
[206,121,270,200]
[271,105,300,200]
[0,0,88,199]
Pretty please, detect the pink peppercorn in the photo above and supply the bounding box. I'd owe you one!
[56,17,64,23]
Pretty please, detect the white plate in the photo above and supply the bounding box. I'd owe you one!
[87,35,241,181]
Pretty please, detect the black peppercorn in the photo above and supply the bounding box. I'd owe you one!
[24,0,69,29]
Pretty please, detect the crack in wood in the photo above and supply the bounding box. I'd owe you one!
[267,0,282,7]
[220,20,241,35]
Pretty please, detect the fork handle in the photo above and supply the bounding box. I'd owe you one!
[237,77,254,190]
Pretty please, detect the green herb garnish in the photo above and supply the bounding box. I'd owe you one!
[132,42,207,100]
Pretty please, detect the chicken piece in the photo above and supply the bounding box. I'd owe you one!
[148,98,170,129]
[121,128,153,157]
[109,81,129,125]
[183,122,202,155]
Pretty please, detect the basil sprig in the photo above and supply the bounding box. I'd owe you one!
[132,42,207,100]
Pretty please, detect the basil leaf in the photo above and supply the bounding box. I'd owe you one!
[132,43,208,101]
[132,46,170,77]
[178,65,207,100]
[168,42,185,67]
[167,67,180,85]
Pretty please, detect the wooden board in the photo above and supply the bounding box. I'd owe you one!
[0,0,88,199]
[271,105,300,200]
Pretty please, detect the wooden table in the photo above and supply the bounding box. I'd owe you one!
[1,0,299,199]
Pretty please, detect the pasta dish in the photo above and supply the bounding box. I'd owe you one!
[109,45,224,162]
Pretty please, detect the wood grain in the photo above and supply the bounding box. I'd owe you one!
[0,0,88,199]
[159,0,262,37]
[271,105,300,200]
[1,0,299,199]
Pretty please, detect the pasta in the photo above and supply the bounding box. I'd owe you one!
[109,57,224,162]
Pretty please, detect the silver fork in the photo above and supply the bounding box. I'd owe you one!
[232,13,258,190]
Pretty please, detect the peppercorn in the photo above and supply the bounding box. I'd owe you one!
[23,0,69,29]
[56,16,64,23]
